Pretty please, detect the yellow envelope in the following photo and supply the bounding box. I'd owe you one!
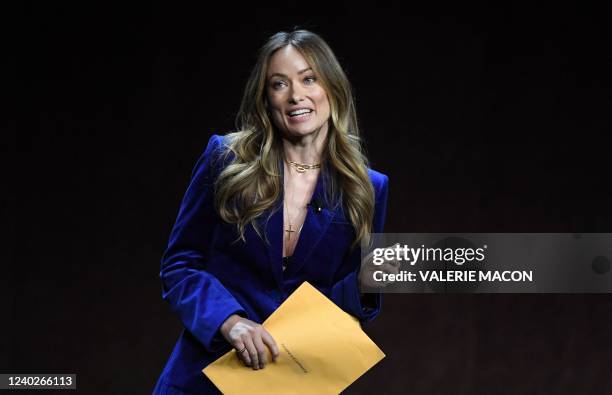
[203,281,385,394]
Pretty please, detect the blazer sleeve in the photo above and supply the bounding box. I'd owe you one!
[160,134,248,353]
[329,173,389,324]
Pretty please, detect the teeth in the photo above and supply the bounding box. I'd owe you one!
[289,109,312,116]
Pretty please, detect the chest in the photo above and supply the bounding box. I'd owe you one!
[210,183,356,289]
[282,172,318,259]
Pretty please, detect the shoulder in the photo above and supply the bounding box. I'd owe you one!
[202,133,229,157]
[191,133,233,179]
[367,168,389,196]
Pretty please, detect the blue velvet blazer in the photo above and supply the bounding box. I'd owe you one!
[153,134,389,394]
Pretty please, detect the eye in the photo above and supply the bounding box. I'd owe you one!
[304,76,317,84]
[271,80,286,90]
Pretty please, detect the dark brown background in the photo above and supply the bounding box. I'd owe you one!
[6,2,612,394]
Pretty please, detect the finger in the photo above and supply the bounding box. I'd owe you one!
[252,332,268,369]
[233,340,249,367]
[387,260,401,274]
[382,259,401,269]
[377,265,397,286]
[379,263,399,277]
[261,330,280,362]
[388,258,401,268]
[380,262,398,275]
[237,339,252,367]
[242,334,259,370]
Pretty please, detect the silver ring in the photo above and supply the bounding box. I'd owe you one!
[237,346,247,354]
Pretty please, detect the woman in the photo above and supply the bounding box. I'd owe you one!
[153,29,391,394]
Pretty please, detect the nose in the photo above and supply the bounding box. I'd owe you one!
[288,84,305,104]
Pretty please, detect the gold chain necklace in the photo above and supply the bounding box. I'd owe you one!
[287,159,321,173]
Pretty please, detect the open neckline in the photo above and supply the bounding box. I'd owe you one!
[281,161,320,261]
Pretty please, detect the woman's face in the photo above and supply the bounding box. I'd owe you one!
[266,45,331,139]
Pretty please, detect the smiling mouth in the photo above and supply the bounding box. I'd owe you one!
[287,109,313,117]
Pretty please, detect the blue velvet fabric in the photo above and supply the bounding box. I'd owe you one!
[153,134,389,394]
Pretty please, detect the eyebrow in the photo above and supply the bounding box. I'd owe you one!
[267,67,313,79]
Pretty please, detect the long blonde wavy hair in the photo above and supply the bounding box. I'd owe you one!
[214,29,375,248]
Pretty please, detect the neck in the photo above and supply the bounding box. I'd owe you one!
[281,125,328,165]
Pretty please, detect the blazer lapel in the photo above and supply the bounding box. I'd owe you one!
[283,169,336,277]
[264,163,337,287]
[264,200,284,290]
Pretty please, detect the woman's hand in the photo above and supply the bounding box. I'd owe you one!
[358,244,401,292]
[219,314,280,370]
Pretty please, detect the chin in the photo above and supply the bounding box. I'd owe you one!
[287,127,316,136]
[284,122,327,137]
